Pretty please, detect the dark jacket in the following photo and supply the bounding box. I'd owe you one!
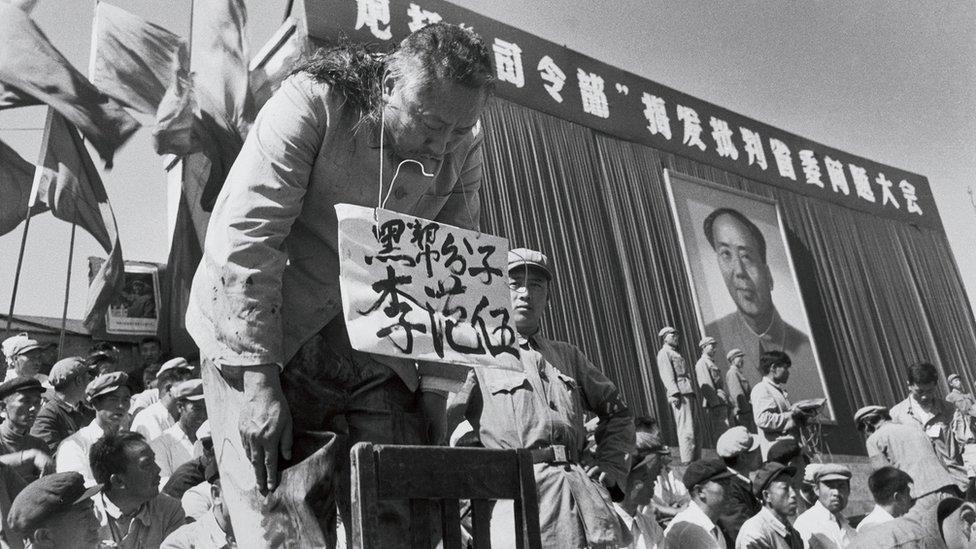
[30,396,93,455]
[718,473,762,542]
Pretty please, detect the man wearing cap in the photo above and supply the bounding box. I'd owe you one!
[454,247,635,547]
[717,426,762,542]
[56,372,132,485]
[750,351,812,459]
[161,462,235,548]
[0,377,53,484]
[1,333,52,386]
[131,358,193,442]
[90,431,185,548]
[725,349,755,431]
[150,380,209,482]
[696,336,732,442]
[614,433,669,549]
[856,404,966,502]
[735,462,803,549]
[6,472,102,549]
[663,458,732,547]
[657,326,698,463]
[31,357,95,454]
[792,464,855,548]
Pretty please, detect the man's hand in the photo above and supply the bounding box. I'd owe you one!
[240,364,293,495]
[790,403,810,418]
[27,449,54,475]
[669,395,682,409]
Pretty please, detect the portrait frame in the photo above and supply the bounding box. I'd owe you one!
[663,169,835,421]
[105,262,162,337]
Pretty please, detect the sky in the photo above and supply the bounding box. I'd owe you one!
[1,0,974,324]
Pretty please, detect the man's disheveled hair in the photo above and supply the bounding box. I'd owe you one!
[759,350,791,376]
[634,416,659,433]
[703,208,768,264]
[90,431,146,488]
[907,361,939,385]
[868,466,913,505]
[298,23,494,127]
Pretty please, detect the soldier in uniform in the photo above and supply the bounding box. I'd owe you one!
[695,336,731,443]
[725,349,755,431]
[454,248,635,547]
[656,327,698,463]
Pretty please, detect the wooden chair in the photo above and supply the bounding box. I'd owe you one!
[350,442,542,549]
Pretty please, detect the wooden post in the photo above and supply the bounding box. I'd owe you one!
[57,223,77,358]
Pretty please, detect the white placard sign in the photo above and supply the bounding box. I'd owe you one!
[337,204,521,371]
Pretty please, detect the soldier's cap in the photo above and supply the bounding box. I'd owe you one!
[812,463,851,483]
[173,379,204,401]
[0,377,45,401]
[48,357,91,387]
[658,326,676,338]
[802,463,824,485]
[948,373,962,384]
[156,357,193,380]
[698,336,717,349]
[85,371,129,401]
[716,426,760,458]
[196,420,211,441]
[853,405,888,425]
[726,349,745,362]
[682,458,733,491]
[2,333,49,358]
[7,472,101,535]
[507,248,553,281]
[766,437,801,464]
[752,462,796,498]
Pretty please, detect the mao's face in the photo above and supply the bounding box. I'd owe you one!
[710,214,773,321]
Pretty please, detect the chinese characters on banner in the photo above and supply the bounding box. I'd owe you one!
[304,0,940,230]
[336,204,522,371]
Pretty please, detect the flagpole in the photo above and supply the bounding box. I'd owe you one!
[58,223,77,358]
[4,209,33,336]
[283,0,294,23]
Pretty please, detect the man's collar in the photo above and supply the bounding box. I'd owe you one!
[100,493,153,527]
[760,506,790,537]
[811,501,848,526]
[761,376,787,392]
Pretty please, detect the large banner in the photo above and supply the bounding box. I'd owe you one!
[337,204,521,370]
[664,170,834,419]
[302,0,940,230]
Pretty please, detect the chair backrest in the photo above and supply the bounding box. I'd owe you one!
[350,442,542,549]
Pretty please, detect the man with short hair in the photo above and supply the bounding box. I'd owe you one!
[615,433,670,549]
[889,362,957,468]
[6,472,102,549]
[130,358,193,442]
[172,422,216,520]
[657,326,698,463]
[90,431,185,548]
[455,248,635,546]
[857,466,914,533]
[161,462,235,548]
[725,349,754,431]
[56,372,131,485]
[1,334,52,385]
[750,351,813,459]
[696,336,731,441]
[735,462,803,549]
[792,464,855,548]
[664,458,732,547]
[31,357,95,454]
[716,426,762,542]
[136,337,163,390]
[0,377,53,484]
[150,379,208,482]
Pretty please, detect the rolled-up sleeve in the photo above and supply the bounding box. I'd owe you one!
[200,74,329,367]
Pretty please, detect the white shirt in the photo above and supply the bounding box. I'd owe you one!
[663,500,727,549]
[150,423,195,481]
[614,503,666,548]
[55,420,104,486]
[855,505,894,533]
[180,480,214,521]
[793,501,855,549]
[131,401,175,442]
[129,388,159,416]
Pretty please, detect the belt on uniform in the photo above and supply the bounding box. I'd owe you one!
[530,444,578,465]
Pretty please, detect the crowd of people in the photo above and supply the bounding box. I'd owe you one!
[0,19,973,549]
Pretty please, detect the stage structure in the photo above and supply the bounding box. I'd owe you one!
[293,0,976,454]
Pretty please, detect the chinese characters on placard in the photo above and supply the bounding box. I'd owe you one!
[337,204,521,371]
[351,0,927,218]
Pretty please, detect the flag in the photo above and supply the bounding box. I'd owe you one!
[32,109,124,330]
[0,138,35,236]
[249,17,307,112]
[90,2,188,115]
[0,3,139,166]
[153,71,197,156]
[2,0,38,13]
[0,84,41,110]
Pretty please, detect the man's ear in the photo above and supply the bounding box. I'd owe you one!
[109,472,125,490]
[382,70,396,100]
[31,527,54,547]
